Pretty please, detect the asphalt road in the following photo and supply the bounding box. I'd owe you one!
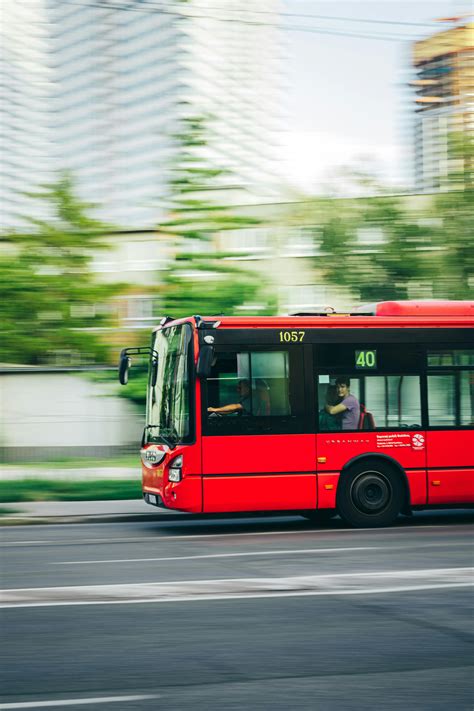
[1,511,473,710]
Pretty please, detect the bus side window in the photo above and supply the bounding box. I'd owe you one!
[317,374,422,431]
[364,375,421,429]
[204,347,308,436]
[427,371,474,426]
[426,351,474,427]
[207,351,292,419]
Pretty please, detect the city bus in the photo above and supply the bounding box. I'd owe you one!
[119,300,474,527]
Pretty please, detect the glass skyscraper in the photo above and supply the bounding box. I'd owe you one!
[1,0,53,227]
[47,0,284,226]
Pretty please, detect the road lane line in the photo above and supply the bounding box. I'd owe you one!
[53,540,473,566]
[1,567,472,608]
[0,695,160,709]
[2,522,472,547]
[54,546,377,565]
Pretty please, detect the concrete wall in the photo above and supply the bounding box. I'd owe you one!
[0,371,144,462]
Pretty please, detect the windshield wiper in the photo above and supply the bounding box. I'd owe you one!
[142,425,176,450]
[161,425,180,449]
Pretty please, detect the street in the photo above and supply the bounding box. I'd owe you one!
[1,511,473,710]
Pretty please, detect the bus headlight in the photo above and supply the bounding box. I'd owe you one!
[168,455,183,482]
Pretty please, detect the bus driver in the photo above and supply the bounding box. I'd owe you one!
[208,379,252,416]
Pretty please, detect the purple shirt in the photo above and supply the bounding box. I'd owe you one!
[341,394,360,430]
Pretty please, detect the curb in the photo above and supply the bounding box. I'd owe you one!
[0,510,303,527]
[0,512,189,526]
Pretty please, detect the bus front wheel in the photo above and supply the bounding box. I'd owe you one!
[337,461,404,528]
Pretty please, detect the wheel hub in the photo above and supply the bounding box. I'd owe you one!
[351,471,392,514]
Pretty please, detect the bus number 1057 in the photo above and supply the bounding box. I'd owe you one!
[279,330,305,343]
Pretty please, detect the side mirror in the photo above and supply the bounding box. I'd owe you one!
[196,344,215,378]
[151,356,158,387]
[118,350,131,385]
[118,346,157,385]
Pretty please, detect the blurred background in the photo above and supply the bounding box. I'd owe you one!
[0,0,472,467]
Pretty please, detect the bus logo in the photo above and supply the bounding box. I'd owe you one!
[411,434,425,450]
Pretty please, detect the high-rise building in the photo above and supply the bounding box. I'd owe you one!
[47,0,284,226]
[411,22,473,192]
[0,0,54,228]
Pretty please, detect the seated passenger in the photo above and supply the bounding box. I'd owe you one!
[319,383,341,430]
[208,379,251,416]
[253,378,271,416]
[325,376,360,431]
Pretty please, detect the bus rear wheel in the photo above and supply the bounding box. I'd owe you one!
[337,461,404,528]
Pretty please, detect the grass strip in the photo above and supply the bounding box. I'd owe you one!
[2,455,138,470]
[0,479,142,503]
[0,507,21,516]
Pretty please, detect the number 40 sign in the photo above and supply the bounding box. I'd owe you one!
[355,349,377,369]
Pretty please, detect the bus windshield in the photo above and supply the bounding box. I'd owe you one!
[146,323,193,446]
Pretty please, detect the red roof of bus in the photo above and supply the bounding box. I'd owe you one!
[156,301,474,331]
[355,300,474,316]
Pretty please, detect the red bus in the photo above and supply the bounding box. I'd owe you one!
[119,300,474,527]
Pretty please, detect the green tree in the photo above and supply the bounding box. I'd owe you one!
[157,116,277,318]
[430,133,474,299]
[312,145,473,304]
[0,175,122,364]
[117,117,278,408]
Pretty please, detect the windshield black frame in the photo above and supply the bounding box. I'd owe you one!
[145,322,194,446]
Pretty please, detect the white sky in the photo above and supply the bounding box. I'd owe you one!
[282,0,470,193]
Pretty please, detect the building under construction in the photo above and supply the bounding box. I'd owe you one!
[412,22,473,191]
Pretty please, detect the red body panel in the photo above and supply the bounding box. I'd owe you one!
[317,473,339,509]
[203,474,316,512]
[202,434,316,475]
[201,434,316,512]
[427,469,474,504]
[405,470,428,506]
[426,431,474,504]
[426,430,473,468]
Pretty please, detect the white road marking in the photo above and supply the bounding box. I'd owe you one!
[1,567,472,608]
[0,695,160,709]
[55,546,376,565]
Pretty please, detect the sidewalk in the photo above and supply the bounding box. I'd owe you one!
[0,499,188,525]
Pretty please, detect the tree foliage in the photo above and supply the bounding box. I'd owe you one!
[429,133,474,299]
[313,142,474,303]
[0,175,122,364]
[156,116,277,318]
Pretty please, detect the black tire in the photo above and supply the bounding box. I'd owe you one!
[337,460,404,528]
[301,510,336,525]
